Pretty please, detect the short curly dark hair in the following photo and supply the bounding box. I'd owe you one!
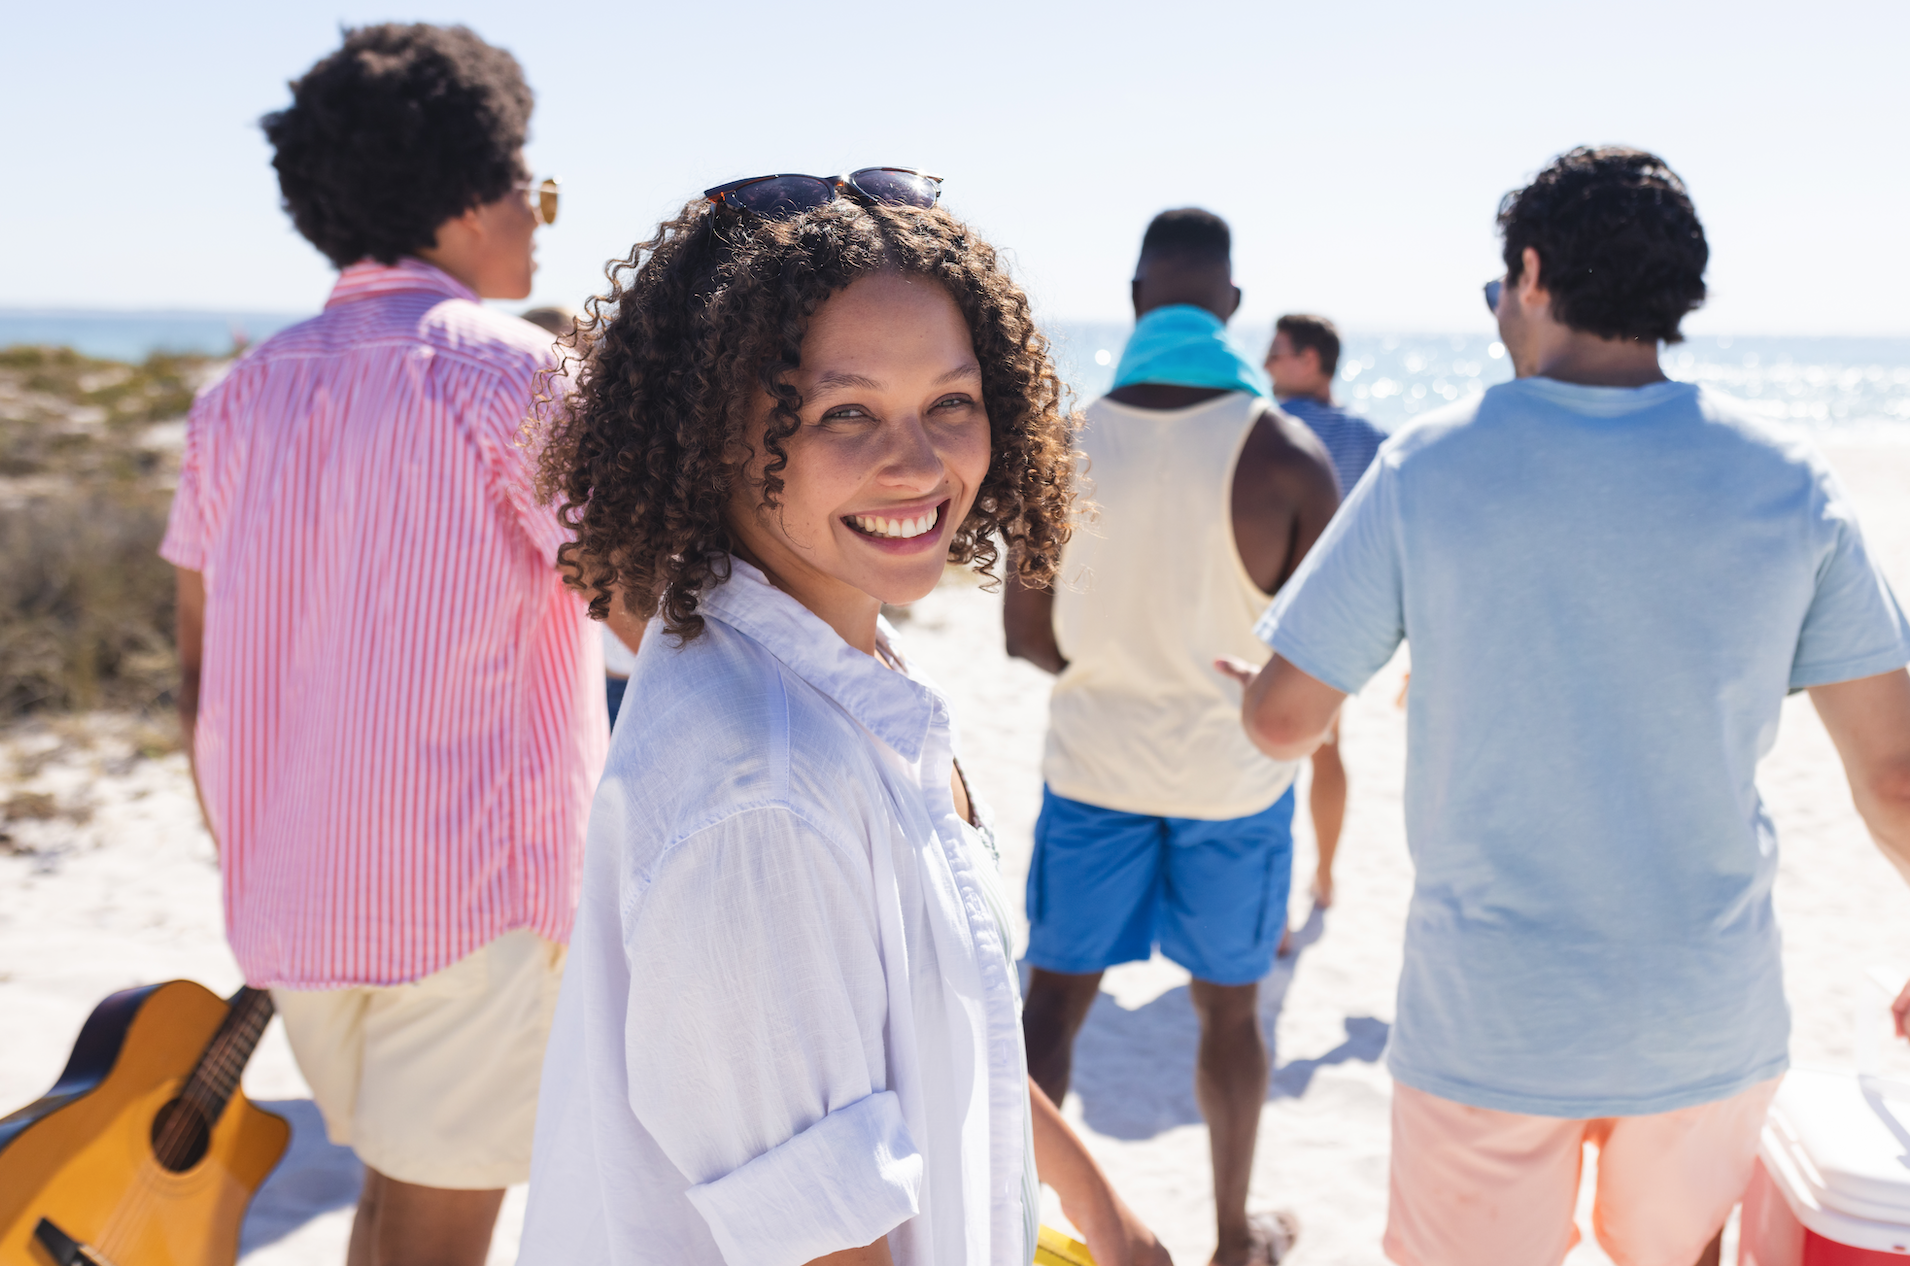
[1275,314,1341,379]
[1140,207,1231,267]
[262,24,532,268]
[1498,146,1707,344]
[534,199,1078,643]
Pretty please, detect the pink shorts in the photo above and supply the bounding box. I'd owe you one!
[1384,1077,1781,1266]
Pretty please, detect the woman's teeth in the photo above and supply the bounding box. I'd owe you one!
[849,511,936,540]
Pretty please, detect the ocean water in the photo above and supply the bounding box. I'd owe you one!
[0,310,309,362]
[1048,322,1910,439]
[5,310,1908,438]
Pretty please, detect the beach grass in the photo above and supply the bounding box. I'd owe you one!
[0,345,216,719]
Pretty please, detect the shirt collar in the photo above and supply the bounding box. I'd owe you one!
[1505,376,1695,416]
[699,557,939,764]
[326,257,479,309]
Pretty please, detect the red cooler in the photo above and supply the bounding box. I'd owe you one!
[1740,1068,1910,1264]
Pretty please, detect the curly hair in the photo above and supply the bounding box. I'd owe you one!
[534,199,1078,642]
[262,24,532,269]
[1497,146,1708,344]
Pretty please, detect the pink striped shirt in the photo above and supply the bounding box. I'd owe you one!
[162,258,607,989]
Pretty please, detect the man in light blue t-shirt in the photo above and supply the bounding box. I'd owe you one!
[1225,147,1910,1266]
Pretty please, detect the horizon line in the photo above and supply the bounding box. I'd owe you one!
[2,306,1908,344]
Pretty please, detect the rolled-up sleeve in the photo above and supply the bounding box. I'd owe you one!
[687,1089,920,1265]
[623,805,920,1266]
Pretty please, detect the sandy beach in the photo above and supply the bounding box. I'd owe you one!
[5,440,1910,1266]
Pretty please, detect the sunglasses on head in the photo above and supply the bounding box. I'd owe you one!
[1483,278,1503,315]
[518,176,560,226]
[703,167,943,219]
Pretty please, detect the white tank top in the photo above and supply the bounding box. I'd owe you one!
[1043,393,1301,819]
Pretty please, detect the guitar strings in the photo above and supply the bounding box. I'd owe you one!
[99,1055,226,1254]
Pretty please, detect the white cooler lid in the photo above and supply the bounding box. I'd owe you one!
[1766,1068,1910,1228]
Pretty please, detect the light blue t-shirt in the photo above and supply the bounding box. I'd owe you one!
[1257,377,1910,1117]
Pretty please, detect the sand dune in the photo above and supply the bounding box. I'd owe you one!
[4,443,1908,1265]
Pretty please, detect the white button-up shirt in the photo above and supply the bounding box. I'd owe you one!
[522,560,1033,1266]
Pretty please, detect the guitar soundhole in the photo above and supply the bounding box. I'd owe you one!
[150,1098,212,1172]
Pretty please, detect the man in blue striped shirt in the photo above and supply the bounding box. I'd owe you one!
[1264,314,1386,926]
[1267,315,1385,499]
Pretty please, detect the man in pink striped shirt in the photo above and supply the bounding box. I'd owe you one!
[162,26,614,1266]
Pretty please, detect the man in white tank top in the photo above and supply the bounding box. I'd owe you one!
[1005,209,1339,1266]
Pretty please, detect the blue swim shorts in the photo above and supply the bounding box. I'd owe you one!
[1024,785,1296,987]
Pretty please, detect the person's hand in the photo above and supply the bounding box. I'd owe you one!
[1215,656,1259,690]
[1067,1194,1173,1266]
[1895,976,1910,1040]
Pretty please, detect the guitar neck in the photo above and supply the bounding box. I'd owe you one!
[178,987,274,1125]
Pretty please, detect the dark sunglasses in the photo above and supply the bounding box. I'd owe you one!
[1484,278,1503,315]
[703,167,943,219]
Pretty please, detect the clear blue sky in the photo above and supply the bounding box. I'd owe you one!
[6,0,1907,335]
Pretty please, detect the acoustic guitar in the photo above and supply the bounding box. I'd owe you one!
[0,982,289,1266]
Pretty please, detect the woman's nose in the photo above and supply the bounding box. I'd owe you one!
[879,415,944,488]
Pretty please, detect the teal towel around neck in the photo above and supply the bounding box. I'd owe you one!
[1110,304,1270,397]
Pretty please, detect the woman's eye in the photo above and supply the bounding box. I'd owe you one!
[932,394,975,412]
[818,405,871,424]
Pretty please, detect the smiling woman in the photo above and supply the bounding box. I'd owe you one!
[717,270,996,650]
[533,198,1075,644]
[520,196,1171,1266]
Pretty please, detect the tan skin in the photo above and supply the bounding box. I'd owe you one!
[1225,250,1910,1266]
[172,166,644,1266]
[1263,330,1349,910]
[726,272,1170,1266]
[1004,252,1336,1266]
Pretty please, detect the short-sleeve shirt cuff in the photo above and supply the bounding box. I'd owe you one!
[158,521,206,572]
[685,1089,923,1266]
[1789,641,1910,691]
[1264,624,1381,698]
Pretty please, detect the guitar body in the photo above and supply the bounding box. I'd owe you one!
[0,982,289,1266]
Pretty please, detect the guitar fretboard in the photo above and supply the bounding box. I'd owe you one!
[178,987,274,1125]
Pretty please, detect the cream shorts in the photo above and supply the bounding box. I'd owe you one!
[1384,1077,1781,1266]
[272,929,566,1189]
